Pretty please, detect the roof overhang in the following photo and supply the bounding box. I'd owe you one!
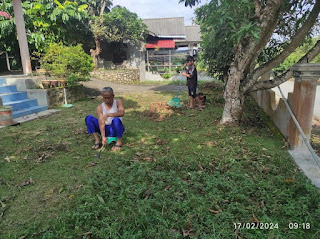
[146,39,175,49]
[157,35,186,39]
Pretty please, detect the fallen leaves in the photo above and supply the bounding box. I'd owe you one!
[208,199,222,214]
[200,141,217,147]
[21,177,35,187]
[284,179,294,183]
[144,188,151,199]
[82,232,92,239]
[0,200,6,208]
[182,214,196,237]
[143,157,156,162]
[86,162,98,168]
[97,195,105,204]
[141,102,174,121]
[252,214,259,223]
[58,187,65,194]
[156,138,169,145]
[36,152,52,163]
[176,127,191,133]
[4,156,11,163]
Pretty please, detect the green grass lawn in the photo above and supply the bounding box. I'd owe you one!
[0,85,319,239]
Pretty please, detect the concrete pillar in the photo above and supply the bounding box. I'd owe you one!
[12,0,32,75]
[188,43,193,56]
[169,50,171,72]
[289,63,320,150]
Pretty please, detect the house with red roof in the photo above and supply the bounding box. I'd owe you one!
[143,17,201,73]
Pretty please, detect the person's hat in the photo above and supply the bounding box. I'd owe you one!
[186,55,194,62]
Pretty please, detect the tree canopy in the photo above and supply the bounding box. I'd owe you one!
[0,0,147,70]
[0,0,89,53]
[91,6,148,43]
[181,0,320,124]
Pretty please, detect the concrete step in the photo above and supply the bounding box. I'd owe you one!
[13,105,48,118]
[0,92,28,103]
[0,85,18,94]
[0,78,6,86]
[3,98,38,111]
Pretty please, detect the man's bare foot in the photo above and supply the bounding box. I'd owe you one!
[92,142,102,150]
[111,144,122,151]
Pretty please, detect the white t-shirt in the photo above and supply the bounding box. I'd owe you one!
[101,99,123,125]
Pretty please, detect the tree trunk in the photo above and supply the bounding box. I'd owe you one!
[90,36,101,70]
[220,64,245,125]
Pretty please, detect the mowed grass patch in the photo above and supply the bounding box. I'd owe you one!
[0,85,319,239]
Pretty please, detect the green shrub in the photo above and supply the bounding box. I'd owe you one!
[175,65,184,74]
[161,68,173,79]
[41,43,93,85]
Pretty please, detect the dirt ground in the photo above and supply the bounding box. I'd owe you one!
[82,77,187,96]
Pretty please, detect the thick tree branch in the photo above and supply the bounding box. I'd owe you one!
[254,0,262,19]
[251,0,320,81]
[248,40,320,92]
[243,13,280,79]
[100,0,107,16]
[237,0,284,71]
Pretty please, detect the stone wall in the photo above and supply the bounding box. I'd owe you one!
[97,41,146,81]
[91,69,140,84]
[47,85,85,107]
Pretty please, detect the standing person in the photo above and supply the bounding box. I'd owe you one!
[85,87,125,151]
[182,55,204,110]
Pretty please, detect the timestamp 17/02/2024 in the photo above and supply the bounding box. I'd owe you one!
[234,223,311,230]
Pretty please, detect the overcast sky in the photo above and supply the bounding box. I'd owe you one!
[112,0,208,25]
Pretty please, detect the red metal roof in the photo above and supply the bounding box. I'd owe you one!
[0,11,11,20]
[145,39,175,49]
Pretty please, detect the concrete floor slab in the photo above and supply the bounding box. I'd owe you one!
[0,109,60,129]
[289,149,320,188]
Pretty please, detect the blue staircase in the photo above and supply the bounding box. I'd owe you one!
[0,77,47,118]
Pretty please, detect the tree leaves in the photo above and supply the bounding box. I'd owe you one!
[1,0,89,54]
[92,6,148,43]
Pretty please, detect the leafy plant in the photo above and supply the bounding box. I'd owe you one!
[92,6,147,43]
[275,37,320,73]
[41,43,93,85]
[161,68,173,79]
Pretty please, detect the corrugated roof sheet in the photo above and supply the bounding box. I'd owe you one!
[143,17,186,37]
[185,25,201,42]
[145,39,175,49]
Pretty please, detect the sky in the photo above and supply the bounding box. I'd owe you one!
[112,0,208,25]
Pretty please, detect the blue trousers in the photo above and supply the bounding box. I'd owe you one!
[85,115,125,138]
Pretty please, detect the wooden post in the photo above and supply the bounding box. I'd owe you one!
[169,49,172,73]
[12,0,32,75]
[146,50,149,72]
[289,64,320,150]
